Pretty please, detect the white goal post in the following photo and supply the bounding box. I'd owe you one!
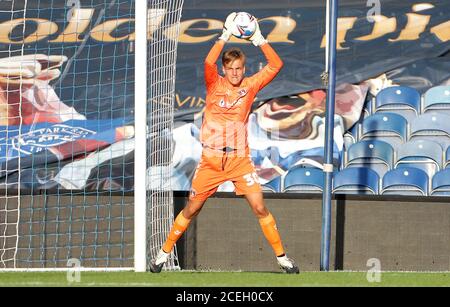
[135,0,185,272]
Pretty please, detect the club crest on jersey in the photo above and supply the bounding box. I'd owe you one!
[238,88,247,96]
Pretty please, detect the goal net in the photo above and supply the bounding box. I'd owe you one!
[0,0,183,271]
[145,0,184,271]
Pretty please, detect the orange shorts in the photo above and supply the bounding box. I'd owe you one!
[189,147,262,201]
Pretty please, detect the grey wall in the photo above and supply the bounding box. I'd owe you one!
[4,193,449,271]
[176,194,450,272]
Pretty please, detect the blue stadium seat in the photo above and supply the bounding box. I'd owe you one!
[333,167,379,195]
[343,97,372,151]
[360,112,408,148]
[345,140,394,178]
[283,166,324,193]
[262,176,282,193]
[409,113,450,149]
[361,95,374,119]
[395,140,442,180]
[423,86,450,114]
[343,122,360,151]
[445,146,450,169]
[381,167,428,196]
[431,169,450,196]
[374,86,421,121]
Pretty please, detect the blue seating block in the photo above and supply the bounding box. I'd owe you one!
[360,112,408,148]
[423,85,450,113]
[346,140,394,177]
[333,167,379,195]
[431,169,450,196]
[382,167,428,196]
[262,176,282,193]
[375,86,420,120]
[409,113,450,148]
[395,140,442,179]
[283,166,324,193]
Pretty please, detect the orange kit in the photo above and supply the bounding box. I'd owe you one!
[190,42,283,201]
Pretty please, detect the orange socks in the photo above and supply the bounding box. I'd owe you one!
[163,211,284,257]
[162,211,192,253]
[259,212,285,257]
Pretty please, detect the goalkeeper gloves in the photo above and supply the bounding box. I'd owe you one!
[218,12,236,42]
[249,20,268,47]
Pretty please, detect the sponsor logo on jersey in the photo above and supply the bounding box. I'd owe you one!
[218,98,244,109]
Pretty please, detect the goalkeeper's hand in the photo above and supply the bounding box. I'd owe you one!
[218,12,236,42]
[249,20,268,47]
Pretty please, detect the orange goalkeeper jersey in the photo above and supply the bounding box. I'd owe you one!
[201,41,283,151]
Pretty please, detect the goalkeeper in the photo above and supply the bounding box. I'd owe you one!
[151,12,299,274]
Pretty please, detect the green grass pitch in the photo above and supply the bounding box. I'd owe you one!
[0,271,449,287]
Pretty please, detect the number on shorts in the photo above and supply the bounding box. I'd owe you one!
[243,172,260,186]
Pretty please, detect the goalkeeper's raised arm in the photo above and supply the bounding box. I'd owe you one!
[203,12,237,89]
[248,19,284,91]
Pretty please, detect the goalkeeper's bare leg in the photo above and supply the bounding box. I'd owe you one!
[244,192,299,274]
[150,199,205,273]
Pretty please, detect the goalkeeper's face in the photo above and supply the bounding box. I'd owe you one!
[222,59,246,87]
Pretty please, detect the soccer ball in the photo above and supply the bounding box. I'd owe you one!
[230,12,257,39]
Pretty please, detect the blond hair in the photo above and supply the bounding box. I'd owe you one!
[222,48,246,66]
